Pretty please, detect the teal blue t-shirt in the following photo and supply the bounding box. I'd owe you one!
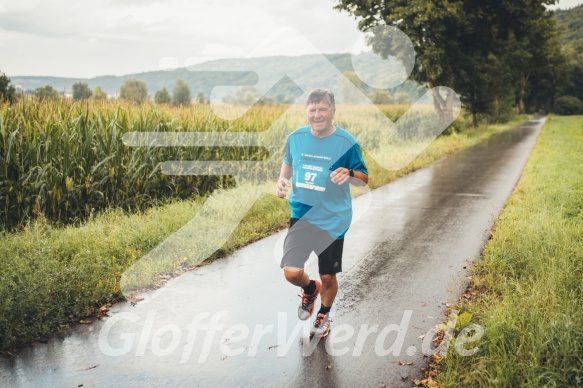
[284,126,368,239]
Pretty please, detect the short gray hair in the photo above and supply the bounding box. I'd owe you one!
[306,89,335,109]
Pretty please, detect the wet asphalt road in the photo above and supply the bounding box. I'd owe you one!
[0,117,545,388]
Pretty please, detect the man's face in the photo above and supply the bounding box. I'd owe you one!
[306,100,335,135]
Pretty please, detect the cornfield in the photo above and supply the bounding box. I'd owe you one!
[0,98,293,232]
[0,97,433,233]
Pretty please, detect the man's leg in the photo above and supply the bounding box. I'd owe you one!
[310,273,336,338]
[311,239,343,338]
[283,266,321,320]
[319,273,338,307]
[280,218,323,321]
[283,267,310,288]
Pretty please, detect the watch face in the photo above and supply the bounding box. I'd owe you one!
[349,169,354,177]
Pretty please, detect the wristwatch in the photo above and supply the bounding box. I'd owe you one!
[349,169,354,177]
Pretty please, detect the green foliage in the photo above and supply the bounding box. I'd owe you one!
[488,90,517,124]
[335,0,563,122]
[555,5,583,102]
[0,70,16,103]
[553,95,583,115]
[91,87,108,101]
[555,4,583,53]
[34,85,60,101]
[436,116,583,386]
[0,183,290,350]
[392,92,411,105]
[0,98,291,232]
[223,86,275,106]
[172,79,191,106]
[120,79,148,104]
[72,82,92,101]
[560,61,583,101]
[368,89,392,104]
[196,91,206,104]
[154,87,171,104]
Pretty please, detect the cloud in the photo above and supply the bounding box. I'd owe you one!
[1,0,362,77]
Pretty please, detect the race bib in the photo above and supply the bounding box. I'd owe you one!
[294,155,330,192]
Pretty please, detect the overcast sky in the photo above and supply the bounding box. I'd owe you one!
[1,0,581,78]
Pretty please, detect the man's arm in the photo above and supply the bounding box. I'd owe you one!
[276,163,292,198]
[330,167,368,187]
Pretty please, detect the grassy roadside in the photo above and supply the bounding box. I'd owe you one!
[427,115,583,386]
[0,114,532,351]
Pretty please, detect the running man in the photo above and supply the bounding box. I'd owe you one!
[276,89,369,338]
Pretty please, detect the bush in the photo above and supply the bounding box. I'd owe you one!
[553,96,583,115]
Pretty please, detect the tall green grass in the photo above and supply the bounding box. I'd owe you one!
[0,99,286,232]
[436,115,583,386]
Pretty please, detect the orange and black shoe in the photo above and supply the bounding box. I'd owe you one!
[298,280,321,321]
[310,313,332,338]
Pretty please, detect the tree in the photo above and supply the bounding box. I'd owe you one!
[173,80,191,106]
[120,79,148,104]
[72,82,92,100]
[239,86,259,106]
[368,89,392,104]
[34,85,60,101]
[155,88,171,104]
[392,92,411,104]
[555,6,583,105]
[0,70,16,103]
[196,91,206,105]
[553,95,583,115]
[335,0,560,124]
[92,87,108,101]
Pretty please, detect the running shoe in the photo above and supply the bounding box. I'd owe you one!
[298,280,321,320]
[310,313,332,338]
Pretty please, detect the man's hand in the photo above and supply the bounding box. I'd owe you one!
[330,168,351,185]
[330,168,368,186]
[276,178,290,198]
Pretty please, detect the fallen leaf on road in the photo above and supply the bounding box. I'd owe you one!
[79,320,92,324]
[325,364,333,370]
[398,361,414,365]
[131,296,144,304]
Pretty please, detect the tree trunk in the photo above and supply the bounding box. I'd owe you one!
[493,96,500,123]
[431,87,455,124]
[518,73,530,114]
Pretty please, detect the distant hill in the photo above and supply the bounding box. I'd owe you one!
[11,53,424,103]
[555,4,583,53]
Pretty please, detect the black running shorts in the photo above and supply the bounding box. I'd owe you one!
[280,218,344,275]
